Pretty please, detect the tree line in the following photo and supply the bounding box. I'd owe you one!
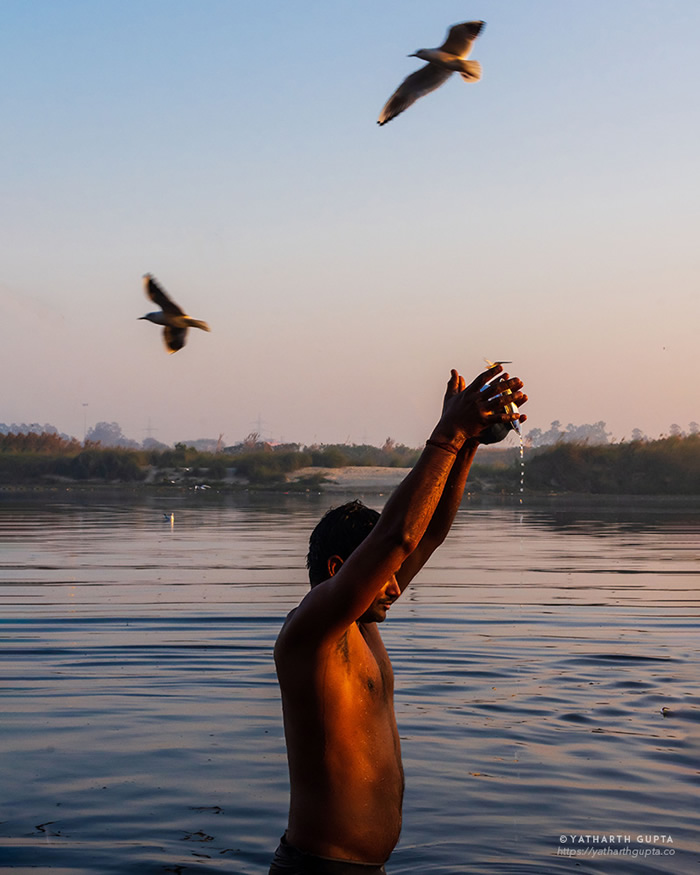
[522,434,700,495]
[0,432,419,486]
[1,429,700,494]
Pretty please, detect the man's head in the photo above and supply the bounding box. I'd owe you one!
[306,500,380,587]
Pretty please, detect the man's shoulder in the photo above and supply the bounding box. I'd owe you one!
[274,607,298,647]
[274,603,358,661]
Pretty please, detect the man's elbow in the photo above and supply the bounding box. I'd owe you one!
[380,524,422,560]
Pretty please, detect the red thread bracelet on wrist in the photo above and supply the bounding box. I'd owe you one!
[426,438,459,456]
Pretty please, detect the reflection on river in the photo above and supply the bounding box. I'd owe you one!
[1,491,699,873]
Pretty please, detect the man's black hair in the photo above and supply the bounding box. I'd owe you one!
[306,500,380,586]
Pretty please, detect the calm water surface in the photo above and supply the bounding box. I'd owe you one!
[1,491,699,874]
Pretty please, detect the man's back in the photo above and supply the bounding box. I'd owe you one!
[275,613,403,863]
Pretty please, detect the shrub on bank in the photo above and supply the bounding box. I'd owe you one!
[2,431,700,495]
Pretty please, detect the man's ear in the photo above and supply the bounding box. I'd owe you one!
[327,555,344,578]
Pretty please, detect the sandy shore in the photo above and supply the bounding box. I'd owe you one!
[288,466,410,492]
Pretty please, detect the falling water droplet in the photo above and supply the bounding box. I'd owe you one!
[518,431,525,505]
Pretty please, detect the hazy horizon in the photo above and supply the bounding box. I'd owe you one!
[2,412,695,451]
[3,1,698,447]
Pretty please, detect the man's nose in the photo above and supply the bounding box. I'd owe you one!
[387,578,401,598]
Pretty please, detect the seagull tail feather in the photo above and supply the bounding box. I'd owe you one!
[459,60,482,82]
[186,319,210,332]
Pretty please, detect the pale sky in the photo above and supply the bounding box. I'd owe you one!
[2,1,698,447]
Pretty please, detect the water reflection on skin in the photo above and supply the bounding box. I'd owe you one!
[0,494,698,873]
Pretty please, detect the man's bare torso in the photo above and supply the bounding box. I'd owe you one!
[274,612,404,863]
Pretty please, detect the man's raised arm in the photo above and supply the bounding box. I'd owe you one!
[396,367,527,590]
[282,364,527,643]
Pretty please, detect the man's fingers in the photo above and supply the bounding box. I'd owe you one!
[445,369,460,398]
[483,375,523,398]
[466,363,502,394]
[491,409,525,423]
[483,390,527,410]
[500,377,523,393]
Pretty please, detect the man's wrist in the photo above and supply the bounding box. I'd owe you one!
[426,438,460,456]
[426,426,467,455]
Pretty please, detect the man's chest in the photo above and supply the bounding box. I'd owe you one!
[328,624,394,701]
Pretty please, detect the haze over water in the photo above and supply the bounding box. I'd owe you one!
[2,492,699,873]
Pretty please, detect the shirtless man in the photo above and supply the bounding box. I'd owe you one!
[270,364,527,874]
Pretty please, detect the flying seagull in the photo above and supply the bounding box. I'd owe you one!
[378,20,485,126]
[139,274,210,354]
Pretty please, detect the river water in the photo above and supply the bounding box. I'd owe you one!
[1,491,699,873]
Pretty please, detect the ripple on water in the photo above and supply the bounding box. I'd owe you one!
[2,496,700,872]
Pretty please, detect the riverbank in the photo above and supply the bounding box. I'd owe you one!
[5,434,698,495]
[286,465,409,491]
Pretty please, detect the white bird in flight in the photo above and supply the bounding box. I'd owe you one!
[378,20,485,126]
[139,274,210,354]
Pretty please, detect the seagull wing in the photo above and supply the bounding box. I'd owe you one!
[143,274,185,317]
[440,21,485,58]
[163,325,187,353]
[378,64,452,125]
